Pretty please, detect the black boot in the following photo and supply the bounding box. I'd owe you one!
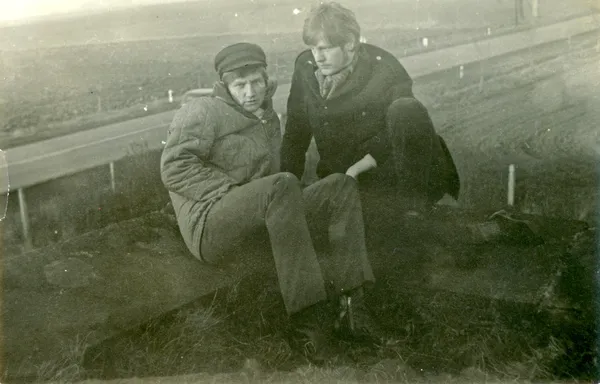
[334,287,386,345]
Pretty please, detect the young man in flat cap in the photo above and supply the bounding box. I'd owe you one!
[160,42,382,361]
[281,2,460,232]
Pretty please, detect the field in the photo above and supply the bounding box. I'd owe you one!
[0,0,594,148]
[17,212,596,384]
[417,33,600,220]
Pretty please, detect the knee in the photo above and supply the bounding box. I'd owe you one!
[271,172,301,191]
[388,97,427,114]
[322,173,357,187]
[387,97,434,136]
[387,98,431,126]
[321,173,360,197]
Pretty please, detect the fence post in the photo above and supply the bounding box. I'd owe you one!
[18,188,33,251]
[507,164,516,206]
[109,162,116,193]
[531,0,538,18]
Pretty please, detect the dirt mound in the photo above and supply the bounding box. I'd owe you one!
[3,207,595,382]
[2,211,272,380]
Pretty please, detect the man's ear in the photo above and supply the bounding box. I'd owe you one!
[265,78,278,99]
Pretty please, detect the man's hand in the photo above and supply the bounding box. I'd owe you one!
[345,154,377,179]
[345,168,359,179]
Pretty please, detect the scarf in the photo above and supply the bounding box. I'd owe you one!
[315,52,358,100]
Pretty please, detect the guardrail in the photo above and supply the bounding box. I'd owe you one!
[4,13,599,250]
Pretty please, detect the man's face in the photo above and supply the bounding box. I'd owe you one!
[227,71,267,113]
[310,39,353,76]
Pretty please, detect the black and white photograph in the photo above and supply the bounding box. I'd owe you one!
[1,0,599,382]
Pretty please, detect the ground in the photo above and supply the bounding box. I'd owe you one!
[414,32,600,219]
[11,209,593,384]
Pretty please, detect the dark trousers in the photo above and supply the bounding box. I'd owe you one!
[200,172,374,315]
[378,97,459,208]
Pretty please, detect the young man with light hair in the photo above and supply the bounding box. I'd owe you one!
[160,42,382,362]
[281,2,460,225]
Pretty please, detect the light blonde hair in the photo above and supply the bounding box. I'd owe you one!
[302,2,361,48]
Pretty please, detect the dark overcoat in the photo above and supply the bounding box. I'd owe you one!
[280,43,459,201]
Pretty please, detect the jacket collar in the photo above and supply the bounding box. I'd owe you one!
[335,45,374,99]
[212,78,278,119]
[303,44,374,101]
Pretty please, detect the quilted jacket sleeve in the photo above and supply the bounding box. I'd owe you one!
[160,100,237,202]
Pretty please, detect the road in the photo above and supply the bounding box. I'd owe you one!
[2,15,599,222]
[3,111,175,194]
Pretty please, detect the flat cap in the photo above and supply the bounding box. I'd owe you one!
[214,42,267,77]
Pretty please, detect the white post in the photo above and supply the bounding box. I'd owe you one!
[531,0,538,18]
[18,188,33,251]
[109,162,116,193]
[507,164,516,206]
[168,89,174,103]
[459,65,464,79]
[0,149,9,222]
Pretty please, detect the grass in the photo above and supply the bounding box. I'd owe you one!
[26,257,595,384]
[3,97,178,149]
[34,335,91,383]
[416,33,600,222]
[2,204,595,383]
[2,140,169,255]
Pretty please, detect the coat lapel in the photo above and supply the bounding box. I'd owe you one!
[300,58,327,102]
[299,46,373,103]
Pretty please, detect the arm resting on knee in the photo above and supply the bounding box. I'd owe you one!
[346,154,377,179]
